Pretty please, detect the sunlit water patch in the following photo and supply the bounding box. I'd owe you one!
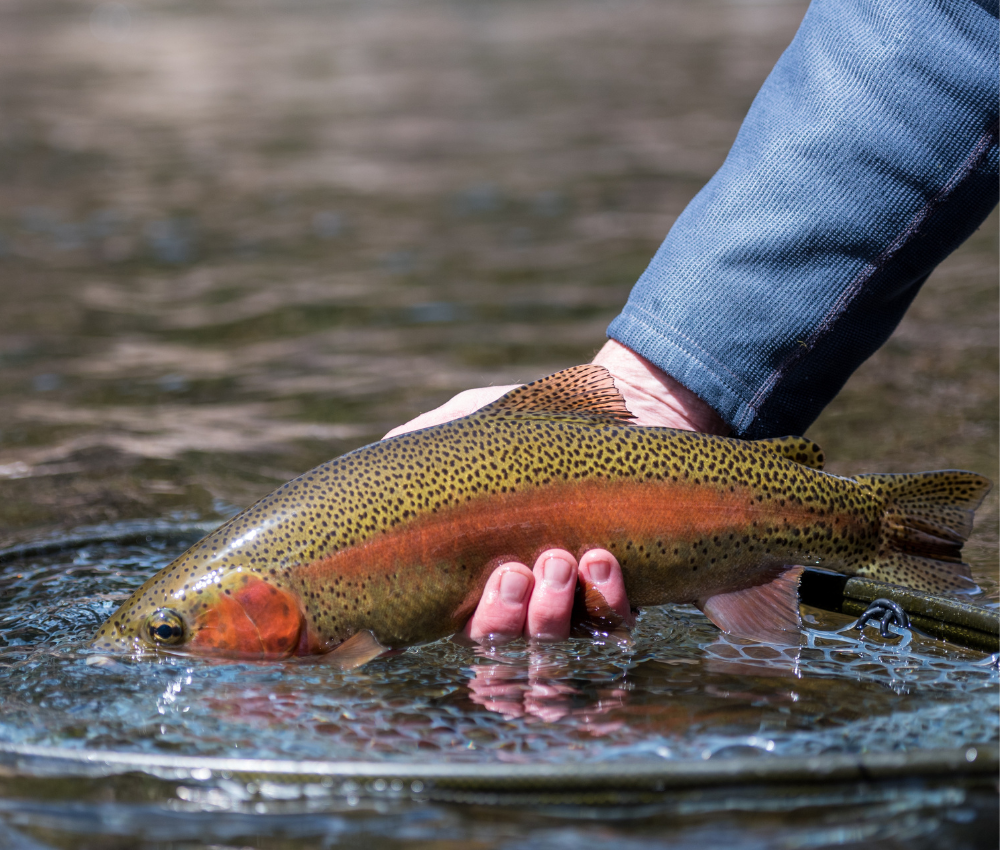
[0,539,996,763]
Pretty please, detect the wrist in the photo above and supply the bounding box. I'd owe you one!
[592,340,730,435]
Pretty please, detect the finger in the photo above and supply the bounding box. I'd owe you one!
[524,549,578,641]
[523,653,577,722]
[383,385,519,439]
[462,563,534,643]
[524,692,572,723]
[578,549,634,628]
[468,690,526,718]
[383,406,458,440]
[466,664,528,717]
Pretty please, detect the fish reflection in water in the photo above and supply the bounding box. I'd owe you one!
[185,643,632,737]
[161,623,919,750]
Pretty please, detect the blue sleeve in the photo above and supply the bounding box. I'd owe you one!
[606,0,998,439]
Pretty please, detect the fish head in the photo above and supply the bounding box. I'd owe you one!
[91,544,306,659]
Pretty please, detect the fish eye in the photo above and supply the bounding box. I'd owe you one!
[145,609,185,646]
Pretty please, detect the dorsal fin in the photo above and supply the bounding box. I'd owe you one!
[753,436,825,470]
[477,365,634,423]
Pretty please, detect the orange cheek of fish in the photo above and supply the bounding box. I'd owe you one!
[188,578,304,658]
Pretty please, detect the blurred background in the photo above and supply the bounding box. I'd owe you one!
[0,0,996,589]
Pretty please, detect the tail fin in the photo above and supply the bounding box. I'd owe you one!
[853,470,992,593]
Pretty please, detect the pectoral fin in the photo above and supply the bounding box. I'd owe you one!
[699,567,804,645]
[572,579,624,630]
[570,579,633,645]
[323,629,390,670]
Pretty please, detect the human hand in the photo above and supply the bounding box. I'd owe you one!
[383,339,730,438]
[382,339,730,643]
[461,548,633,644]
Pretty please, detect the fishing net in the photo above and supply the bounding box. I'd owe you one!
[695,624,999,760]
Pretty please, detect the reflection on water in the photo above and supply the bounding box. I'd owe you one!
[0,0,996,845]
[0,540,996,763]
[0,538,997,846]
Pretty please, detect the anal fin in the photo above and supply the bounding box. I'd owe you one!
[699,567,804,645]
[323,629,390,670]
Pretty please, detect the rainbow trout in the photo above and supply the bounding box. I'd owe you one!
[93,366,991,663]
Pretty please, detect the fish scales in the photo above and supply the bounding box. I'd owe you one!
[286,424,879,647]
[94,365,991,658]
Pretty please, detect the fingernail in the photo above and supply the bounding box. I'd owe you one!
[542,557,573,589]
[588,559,612,583]
[499,571,529,603]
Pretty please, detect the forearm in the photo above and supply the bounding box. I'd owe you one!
[608,0,999,438]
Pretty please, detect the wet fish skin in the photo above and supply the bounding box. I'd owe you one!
[92,366,991,659]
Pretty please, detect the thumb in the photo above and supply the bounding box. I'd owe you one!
[383,385,518,439]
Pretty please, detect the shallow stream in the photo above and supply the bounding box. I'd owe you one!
[0,0,996,847]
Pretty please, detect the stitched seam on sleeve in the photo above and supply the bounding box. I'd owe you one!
[745,117,999,420]
[615,304,758,400]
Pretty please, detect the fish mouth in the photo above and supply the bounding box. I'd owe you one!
[89,632,148,656]
[91,605,150,654]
